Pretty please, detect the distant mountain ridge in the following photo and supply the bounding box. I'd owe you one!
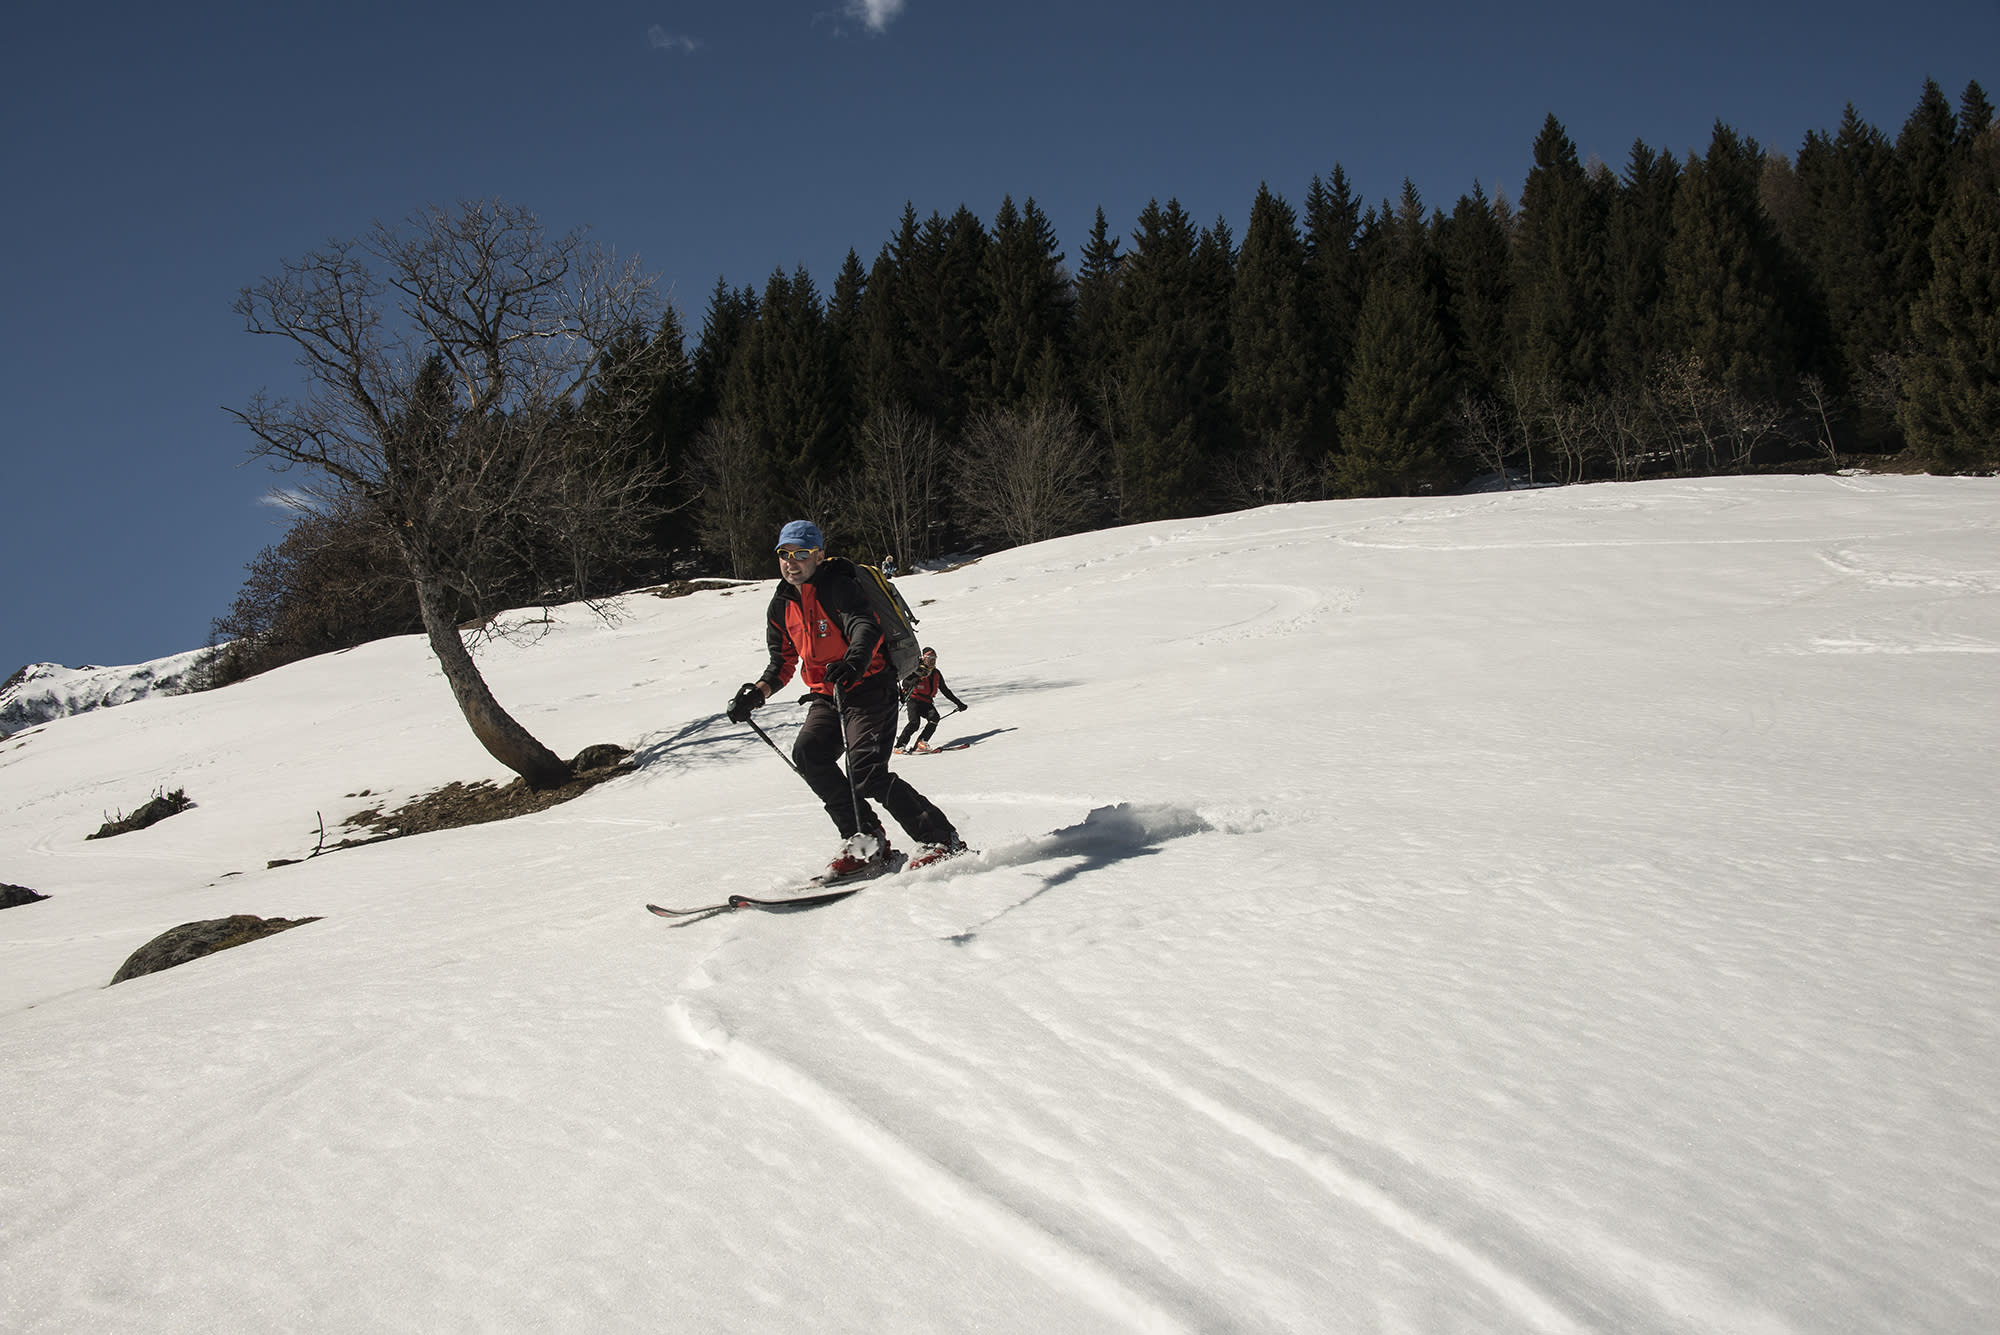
[0,649,208,734]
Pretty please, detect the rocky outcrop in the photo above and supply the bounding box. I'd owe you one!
[110,915,321,985]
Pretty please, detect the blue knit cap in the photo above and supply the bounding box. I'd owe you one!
[775,519,824,551]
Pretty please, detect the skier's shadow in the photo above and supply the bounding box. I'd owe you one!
[928,726,1016,750]
[943,803,1212,946]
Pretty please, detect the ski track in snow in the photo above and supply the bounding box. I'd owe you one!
[669,996,1199,1335]
[1044,1010,1800,1335]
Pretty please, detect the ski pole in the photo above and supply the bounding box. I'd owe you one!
[833,683,867,839]
[744,716,801,774]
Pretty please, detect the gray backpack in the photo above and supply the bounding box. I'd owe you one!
[853,563,925,692]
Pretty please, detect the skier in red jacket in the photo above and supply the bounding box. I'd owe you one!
[725,520,966,878]
[896,648,967,754]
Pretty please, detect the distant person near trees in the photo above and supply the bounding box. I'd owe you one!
[724,521,968,879]
[896,648,967,754]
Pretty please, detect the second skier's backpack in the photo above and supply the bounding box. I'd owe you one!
[853,563,925,691]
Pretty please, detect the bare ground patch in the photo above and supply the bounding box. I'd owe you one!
[320,745,635,852]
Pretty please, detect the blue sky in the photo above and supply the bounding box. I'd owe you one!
[3,0,1993,673]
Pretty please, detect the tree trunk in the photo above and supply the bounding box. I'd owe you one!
[409,568,573,791]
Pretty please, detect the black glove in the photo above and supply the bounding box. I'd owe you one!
[726,682,764,723]
[953,700,969,711]
[823,659,860,691]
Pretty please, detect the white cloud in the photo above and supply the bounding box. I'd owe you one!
[842,0,906,34]
[646,25,700,54]
[259,487,319,513]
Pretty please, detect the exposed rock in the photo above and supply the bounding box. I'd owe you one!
[570,742,632,773]
[2,882,49,910]
[86,788,195,840]
[110,914,322,985]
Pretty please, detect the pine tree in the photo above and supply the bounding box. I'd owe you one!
[1302,166,1364,452]
[1893,80,1961,335]
[979,195,1073,411]
[899,205,990,439]
[1228,184,1315,454]
[1603,141,1679,387]
[624,305,702,555]
[1510,115,1608,391]
[691,277,759,425]
[1663,124,1796,399]
[1438,183,1513,401]
[1793,108,1899,410]
[826,248,872,469]
[1112,199,1213,520]
[720,267,842,483]
[1333,272,1455,497]
[1073,206,1124,394]
[1900,134,2000,472]
[1959,80,1995,143]
[854,213,917,419]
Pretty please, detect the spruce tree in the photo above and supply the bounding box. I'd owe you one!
[1333,272,1455,497]
[1892,80,1961,335]
[826,248,872,468]
[1793,108,1899,413]
[626,305,702,554]
[1662,125,1796,399]
[1228,184,1315,455]
[1900,135,2000,472]
[1438,183,1514,401]
[719,266,842,483]
[1510,115,1608,392]
[1073,207,1123,388]
[899,205,990,439]
[980,195,1072,411]
[1112,198,1213,520]
[691,277,759,425]
[854,217,917,419]
[1603,141,1679,387]
[1302,166,1364,452]
[1959,80,1995,143]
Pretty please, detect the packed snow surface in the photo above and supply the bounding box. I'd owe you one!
[2,476,1996,1333]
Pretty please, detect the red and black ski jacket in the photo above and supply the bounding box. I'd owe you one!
[905,668,964,710]
[756,557,889,699]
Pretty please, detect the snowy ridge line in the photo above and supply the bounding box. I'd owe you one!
[1023,1008,1620,1335]
[669,998,1195,1334]
[1112,1018,1802,1335]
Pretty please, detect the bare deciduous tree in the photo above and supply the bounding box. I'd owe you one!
[1451,392,1518,486]
[688,415,770,578]
[229,199,672,789]
[1647,353,1783,475]
[956,400,1103,548]
[1797,374,1844,470]
[854,403,950,564]
[1216,437,1322,508]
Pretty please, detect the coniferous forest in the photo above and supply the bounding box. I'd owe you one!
[212,82,2000,681]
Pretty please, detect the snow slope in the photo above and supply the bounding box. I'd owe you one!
[2,475,1997,1333]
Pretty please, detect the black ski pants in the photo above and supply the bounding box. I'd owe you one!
[794,677,956,847]
[898,697,942,748]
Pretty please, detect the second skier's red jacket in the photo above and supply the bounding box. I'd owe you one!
[906,668,964,709]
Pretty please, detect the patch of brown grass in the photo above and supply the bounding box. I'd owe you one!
[333,748,634,847]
